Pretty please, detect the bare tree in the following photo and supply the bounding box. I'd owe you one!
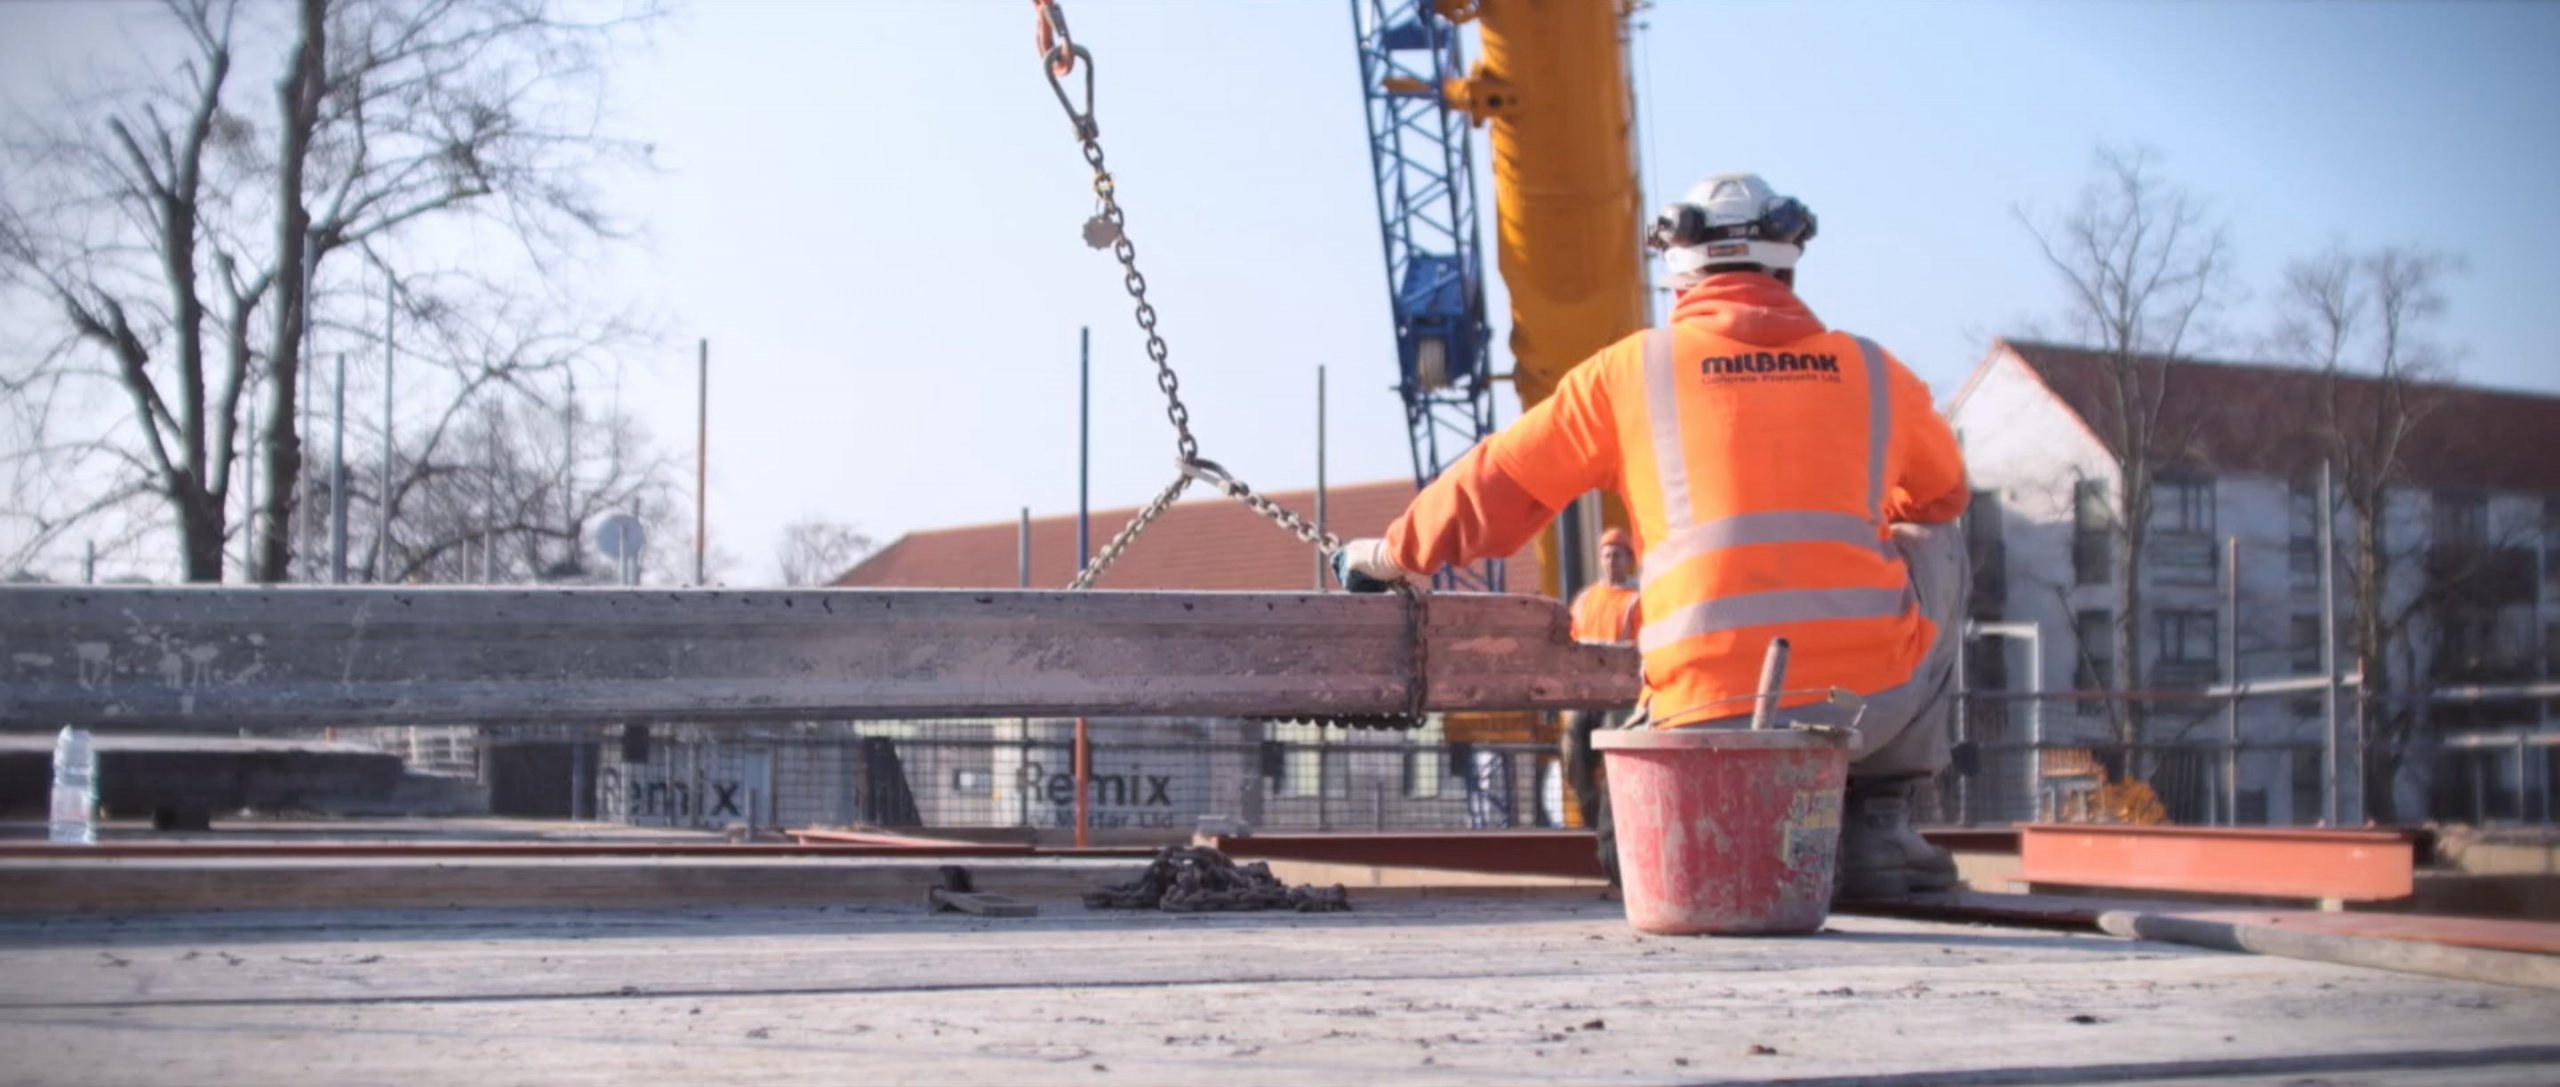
[2273,244,2470,822]
[777,520,875,587]
[354,392,674,585]
[2019,146,2232,752]
[353,282,647,582]
[0,360,164,576]
[1,0,656,583]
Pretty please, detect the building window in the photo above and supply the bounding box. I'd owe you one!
[2156,609,2218,663]
[2151,538,2218,583]
[2443,609,2535,675]
[1965,490,2006,617]
[2287,615,2328,714]
[1283,746,1322,798]
[2437,610,2501,678]
[2289,485,2321,591]
[2238,789,2269,825]
[2073,480,2112,586]
[2149,475,2216,584]
[1270,723,1339,798]
[2291,749,2324,826]
[1402,750,1444,799]
[2152,475,2215,537]
[2496,611,2535,671]
[951,768,993,798]
[1402,720,1446,799]
[2075,609,2114,713]
[2434,492,2487,551]
[2546,622,2560,718]
[2154,608,2219,687]
[2290,615,2324,676]
[2543,498,2560,583]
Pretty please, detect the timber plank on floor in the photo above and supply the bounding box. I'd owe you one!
[0,857,1146,915]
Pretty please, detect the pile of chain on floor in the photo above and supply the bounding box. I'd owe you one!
[1084,845,1351,913]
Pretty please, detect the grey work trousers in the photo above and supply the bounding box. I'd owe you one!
[1637,521,1969,781]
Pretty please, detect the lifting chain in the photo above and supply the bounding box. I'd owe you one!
[1034,1,1426,731]
[1036,0,1342,593]
[1070,472,1189,592]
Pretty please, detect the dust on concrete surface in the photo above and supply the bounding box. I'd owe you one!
[0,896,2551,1086]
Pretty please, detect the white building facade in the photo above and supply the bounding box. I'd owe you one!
[1948,341,2558,826]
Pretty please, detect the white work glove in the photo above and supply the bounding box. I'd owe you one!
[1330,538,1420,593]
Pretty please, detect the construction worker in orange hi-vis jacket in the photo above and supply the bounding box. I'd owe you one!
[1567,528,1643,647]
[1334,173,1971,901]
[1559,528,1639,847]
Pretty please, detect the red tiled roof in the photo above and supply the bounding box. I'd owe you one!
[835,479,1547,591]
[2003,340,2560,494]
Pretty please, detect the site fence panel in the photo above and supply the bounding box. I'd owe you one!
[575,720,1571,834]
[494,690,2556,832]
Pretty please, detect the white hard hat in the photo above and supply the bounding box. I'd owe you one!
[1648,173,1818,290]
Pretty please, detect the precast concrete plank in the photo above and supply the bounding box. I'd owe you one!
[0,901,2550,1085]
[0,900,2158,1008]
[0,586,1638,729]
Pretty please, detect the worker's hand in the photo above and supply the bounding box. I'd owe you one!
[1330,538,1418,594]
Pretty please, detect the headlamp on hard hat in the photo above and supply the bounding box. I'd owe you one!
[1645,196,1818,252]
[1649,173,1817,288]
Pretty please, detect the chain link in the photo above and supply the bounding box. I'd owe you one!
[1061,66,1193,465]
[1042,2,1343,591]
[1069,472,1189,591]
[1183,459,1341,553]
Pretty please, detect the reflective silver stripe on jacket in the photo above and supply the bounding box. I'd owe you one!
[1638,586,1917,655]
[1854,336,1890,520]
[1641,328,1693,531]
[1640,510,1893,583]
[1634,329,1910,654]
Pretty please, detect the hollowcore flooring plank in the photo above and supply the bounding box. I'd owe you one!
[0,900,2551,1086]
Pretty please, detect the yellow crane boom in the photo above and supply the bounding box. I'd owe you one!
[1427,1,1651,758]
[1440,0,1650,598]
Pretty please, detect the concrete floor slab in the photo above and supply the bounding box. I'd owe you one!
[0,896,2552,1086]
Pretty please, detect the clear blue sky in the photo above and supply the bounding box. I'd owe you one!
[7,0,2556,582]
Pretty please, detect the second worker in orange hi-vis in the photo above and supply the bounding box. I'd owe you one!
[1566,528,1642,646]
[1559,528,1641,846]
[1334,173,1972,901]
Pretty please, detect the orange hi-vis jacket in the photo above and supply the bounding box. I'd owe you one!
[1569,582,1642,646]
[1385,273,1968,726]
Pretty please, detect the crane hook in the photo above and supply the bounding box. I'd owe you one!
[1033,0,1077,76]
[1033,1,1096,140]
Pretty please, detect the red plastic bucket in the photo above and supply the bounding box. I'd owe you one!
[1593,726,1850,935]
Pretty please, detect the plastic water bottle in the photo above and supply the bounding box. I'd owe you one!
[48,726,97,845]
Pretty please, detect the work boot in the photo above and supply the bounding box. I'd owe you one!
[1561,710,1605,831]
[1833,775,1959,901]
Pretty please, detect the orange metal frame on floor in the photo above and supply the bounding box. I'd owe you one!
[2014,824,2423,903]
[1193,824,2431,906]
[1,823,2426,906]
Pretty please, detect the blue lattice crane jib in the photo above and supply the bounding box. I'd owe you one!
[1394,253,1486,391]
[1351,0,1500,593]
